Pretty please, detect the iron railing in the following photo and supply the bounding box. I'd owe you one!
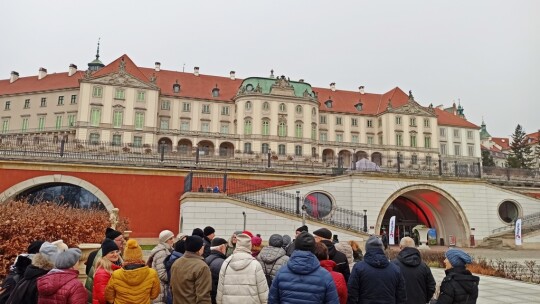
[491,211,540,234]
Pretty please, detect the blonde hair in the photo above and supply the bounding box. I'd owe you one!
[399,237,416,248]
[349,240,361,252]
[96,256,115,274]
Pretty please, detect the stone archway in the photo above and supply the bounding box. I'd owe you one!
[338,150,352,168]
[158,137,173,153]
[376,184,471,247]
[0,175,114,211]
[177,139,193,155]
[219,142,235,157]
[197,140,215,157]
[322,149,335,165]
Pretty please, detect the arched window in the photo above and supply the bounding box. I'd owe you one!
[263,102,270,111]
[312,107,317,117]
[244,119,252,135]
[261,143,269,154]
[304,192,333,219]
[278,122,287,137]
[262,120,270,136]
[296,105,303,114]
[295,145,303,156]
[245,101,252,111]
[279,103,286,112]
[311,123,317,140]
[295,122,303,138]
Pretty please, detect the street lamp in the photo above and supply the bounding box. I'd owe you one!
[296,191,300,215]
[363,209,368,232]
[267,148,271,168]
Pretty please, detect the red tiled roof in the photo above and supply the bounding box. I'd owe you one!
[434,108,479,129]
[92,54,150,84]
[526,131,539,145]
[0,72,84,96]
[492,137,510,150]
[481,144,502,152]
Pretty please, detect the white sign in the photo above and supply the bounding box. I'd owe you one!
[515,218,522,246]
[389,216,396,245]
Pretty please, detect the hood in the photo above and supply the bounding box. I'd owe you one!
[150,243,171,257]
[38,269,78,296]
[259,246,286,264]
[397,247,422,267]
[228,251,256,271]
[287,250,320,275]
[117,265,155,286]
[32,253,55,271]
[23,264,50,280]
[364,249,390,268]
[321,240,338,259]
[319,259,337,272]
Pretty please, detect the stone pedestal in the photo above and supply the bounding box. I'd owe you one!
[78,243,101,283]
[413,225,431,250]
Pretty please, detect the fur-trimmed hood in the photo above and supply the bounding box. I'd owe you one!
[32,253,55,271]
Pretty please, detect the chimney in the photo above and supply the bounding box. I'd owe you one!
[194,67,200,76]
[155,62,161,72]
[230,71,236,80]
[38,67,47,80]
[299,79,304,83]
[359,86,365,94]
[68,64,77,77]
[330,82,336,91]
[9,71,19,83]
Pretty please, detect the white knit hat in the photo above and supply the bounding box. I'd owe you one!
[159,230,174,243]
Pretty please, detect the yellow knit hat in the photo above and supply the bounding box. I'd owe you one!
[123,239,143,262]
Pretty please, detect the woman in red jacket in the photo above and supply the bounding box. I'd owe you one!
[92,239,121,304]
[314,242,348,304]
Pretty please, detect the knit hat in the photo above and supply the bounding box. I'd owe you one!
[251,236,262,247]
[28,240,45,254]
[39,242,59,264]
[282,235,292,247]
[295,232,315,253]
[192,228,204,238]
[105,227,122,240]
[123,239,143,262]
[52,240,68,252]
[55,248,82,269]
[101,238,119,256]
[203,226,215,236]
[365,236,384,251]
[174,239,186,253]
[211,237,228,247]
[296,225,309,233]
[445,248,472,267]
[313,228,332,240]
[159,230,174,243]
[235,234,252,252]
[242,230,254,238]
[269,234,284,248]
[176,233,188,241]
[185,236,204,253]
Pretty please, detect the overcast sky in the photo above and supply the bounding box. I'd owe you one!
[1,0,538,137]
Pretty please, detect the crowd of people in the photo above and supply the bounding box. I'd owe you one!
[0,224,480,304]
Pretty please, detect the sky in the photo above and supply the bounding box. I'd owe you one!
[1,0,538,137]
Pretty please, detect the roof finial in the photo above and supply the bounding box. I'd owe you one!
[96,38,101,60]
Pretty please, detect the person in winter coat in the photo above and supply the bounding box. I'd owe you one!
[285,225,308,256]
[105,239,160,304]
[314,243,347,304]
[281,235,291,252]
[170,235,212,304]
[205,238,228,304]
[430,248,479,304]
[6,242,58,304]
[335,241,354,266]
[164,234,187,304]
[313,228,350,282]
[225,231,242,257]
[347,236,406,304]
[349,240,363,262]
[149,230,174,304]
[216,234,268,304]
[251,236,263,258]
[256,234,289,283]
[269,231,339,304]
[392,237,436,304]
[92,239,121,304]
[202,226,216,259]
[37,247,87,303]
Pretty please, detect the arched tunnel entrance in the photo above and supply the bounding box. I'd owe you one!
[378,185,471,247]
[16,182,106,209]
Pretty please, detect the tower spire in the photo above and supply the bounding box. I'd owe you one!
[96,38,101,60]
[88,38,105,72]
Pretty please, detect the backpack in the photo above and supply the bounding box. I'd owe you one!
[263,259,278,288]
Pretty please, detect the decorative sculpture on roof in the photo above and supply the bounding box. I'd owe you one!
[275,75,291,88]
[150,73,157,84]
[84,69,93,79]
[387,99,393,110]
[255,82,262,93]
[270,69,275,78]
[408,90,414,100]
[119,57,126,74]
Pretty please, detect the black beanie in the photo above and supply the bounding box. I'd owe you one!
[295,231,315,253]
[211,237,228,247]
[27,240,45,254]
[101,238,119,256]
[296,225,309,233]
[313,228,332,240]
[174,239,186,254]
[185,236,204,253]
[192,228,204,238]
[203,226,216,236]
[105,227,122,240]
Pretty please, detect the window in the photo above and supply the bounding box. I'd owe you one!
[426,156,432,166]
[113,111,123,128]
[367,119,373,128]
[303,192,333,219]
[90,108,101,126]
[135,112,145,130]
[244,120,252,135]
[325,100,333,108]
[4,101,10,110]
[115,89,125,100]
[440,128,446,137]
[336,116,342,125]
[261,143,269,154]
[295,123,303,138]
[24,99,30,109]
[37,117,45,131]
[320,115,327,124]
[396,134,403,146]
[40,98,47,107]
[70,95,77,104]
[160,119,169,130]
[263,102,270,111]
[424,136,431,148]
[440,143,447,155]
[68,114,76,127]
[351,118,358,127]
[295,145,302,156]
[320,132,327,142]
[278,122,287,137]
[312,147,317,157]
[498,201,519,224]
[1,119,9,133]
[112,134,122,146]
[410,134,417,147]
[21,118,29,132]
[424,118,430,128]
[411,155,418,165]
[278,144,286,155]
[93,86,103,98]
[201,122,210,132]
[89,133,100,145]
[180,120,190,131]
[468,145,475,156]
[311,124,317,140]
[55,116,62,129]
[454,144,461,156]
[221,106,230,115]
[296,105,303,114]
[312,107,316,117]
[202,104,211,114]
[245,101,252,111]
[262,120,270,135]
[409,117,416,126]
[279,103,286,112]
[355,103,363,111]
[182,102,191,112]
[395,116,402,125]
[161,100,170,110]
[453,129,460,138]
[57,96,64,106]
[367,136,374,145]
[220,123,229,134]
[137,91,145,102]
[467,130,473,139]
[133,136,143,147]
[336,133,343,142]
[352,134,359,143]
[378,118,382,127]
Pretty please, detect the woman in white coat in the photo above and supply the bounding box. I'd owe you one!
[217,234,268,304]
[148,230,174,304]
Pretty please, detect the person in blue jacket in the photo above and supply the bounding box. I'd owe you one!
[269,231,339,304]
[347,235,407,304]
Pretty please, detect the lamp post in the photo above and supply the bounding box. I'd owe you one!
[352,148,357,170]
[363,209,368,232]
[296,191,300,215]
[267,148,271,168]
[301,204,307,226]
[242,211,246,231]
[438,153,442,176]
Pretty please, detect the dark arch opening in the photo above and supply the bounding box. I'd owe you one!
[15,182,105,209]
[382,196,431,245]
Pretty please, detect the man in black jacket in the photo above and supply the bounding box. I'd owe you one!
[392,237,436,304]
[313,228,350,282]
[205,237,228,304]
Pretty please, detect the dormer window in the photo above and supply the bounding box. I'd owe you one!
[246,84,254,92]
[173,81,180,93]
[212,87,220,97]
[325,100,333,108]
[355,102,363,111]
